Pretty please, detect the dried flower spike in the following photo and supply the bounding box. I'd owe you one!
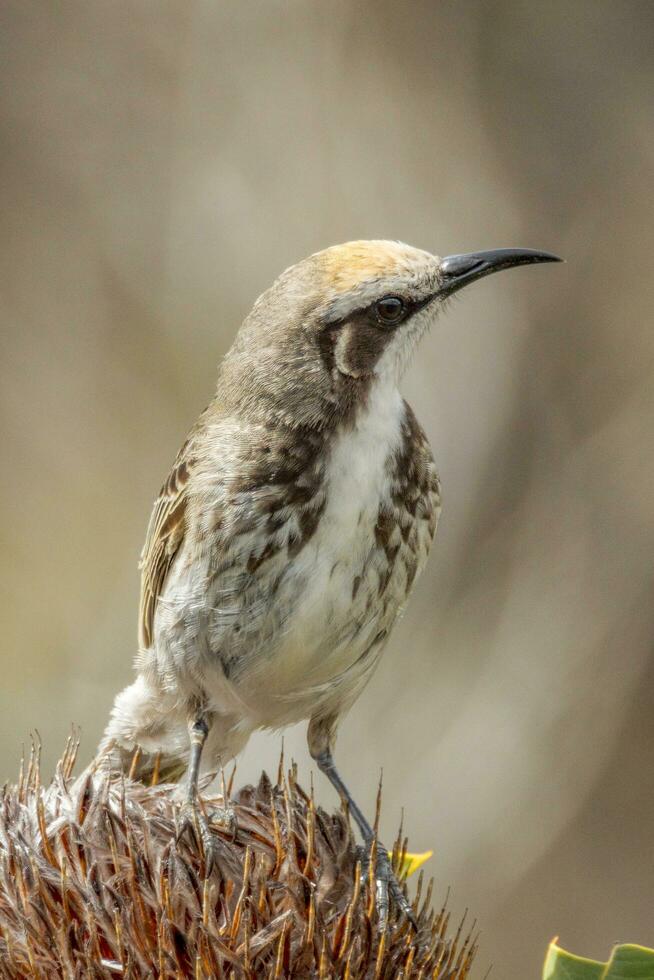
[0,744,478,978]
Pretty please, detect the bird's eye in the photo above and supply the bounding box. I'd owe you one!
[374,295,406,326]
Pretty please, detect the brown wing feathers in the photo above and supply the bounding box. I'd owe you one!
[138,442,194,649]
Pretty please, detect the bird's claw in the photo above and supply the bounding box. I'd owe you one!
[209,801,238,842]
[358,842,418,931]
[176,800,237,876]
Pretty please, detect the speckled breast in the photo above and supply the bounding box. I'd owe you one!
[215,395,441,726]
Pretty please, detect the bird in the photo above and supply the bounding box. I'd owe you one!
[101,239,560,926]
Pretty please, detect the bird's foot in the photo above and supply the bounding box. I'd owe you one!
[358,841,418,932]
[176,798,237,876]
[208,799,238,841]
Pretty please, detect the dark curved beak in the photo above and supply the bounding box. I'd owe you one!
[439,248,562,296]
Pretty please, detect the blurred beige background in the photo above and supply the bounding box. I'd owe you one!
[2,2,654,976]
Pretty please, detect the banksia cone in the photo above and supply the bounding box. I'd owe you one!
[0,738,478,978]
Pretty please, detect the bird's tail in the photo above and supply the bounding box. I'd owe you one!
[98,676,188,786]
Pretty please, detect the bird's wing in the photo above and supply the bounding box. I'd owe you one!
[138,434,197,649]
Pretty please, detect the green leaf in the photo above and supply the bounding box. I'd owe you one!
[604,944,654,979]
[544,941,654,980]
[543,941,604,980]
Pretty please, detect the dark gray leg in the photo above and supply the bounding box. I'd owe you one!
[314,746,418,930]
[176,712,233,875]
[185,716,209,804]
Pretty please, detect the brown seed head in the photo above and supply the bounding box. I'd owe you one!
[0,738,479,978]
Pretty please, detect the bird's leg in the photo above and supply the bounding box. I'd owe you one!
[186,716,209,806]
[312,743,417,930]
[177,715,212,866]
[176,712,236,874]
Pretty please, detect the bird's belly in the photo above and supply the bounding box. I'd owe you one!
[227,485,440,732]
[151,505,410,730]
[235,516,398,724]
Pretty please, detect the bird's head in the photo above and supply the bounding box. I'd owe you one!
[222,240,561,429]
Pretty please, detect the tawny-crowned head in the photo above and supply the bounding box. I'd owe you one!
[312,240,561,381]
[222,240,560,428]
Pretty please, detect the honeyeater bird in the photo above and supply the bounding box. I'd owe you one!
[101,240,560,925]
